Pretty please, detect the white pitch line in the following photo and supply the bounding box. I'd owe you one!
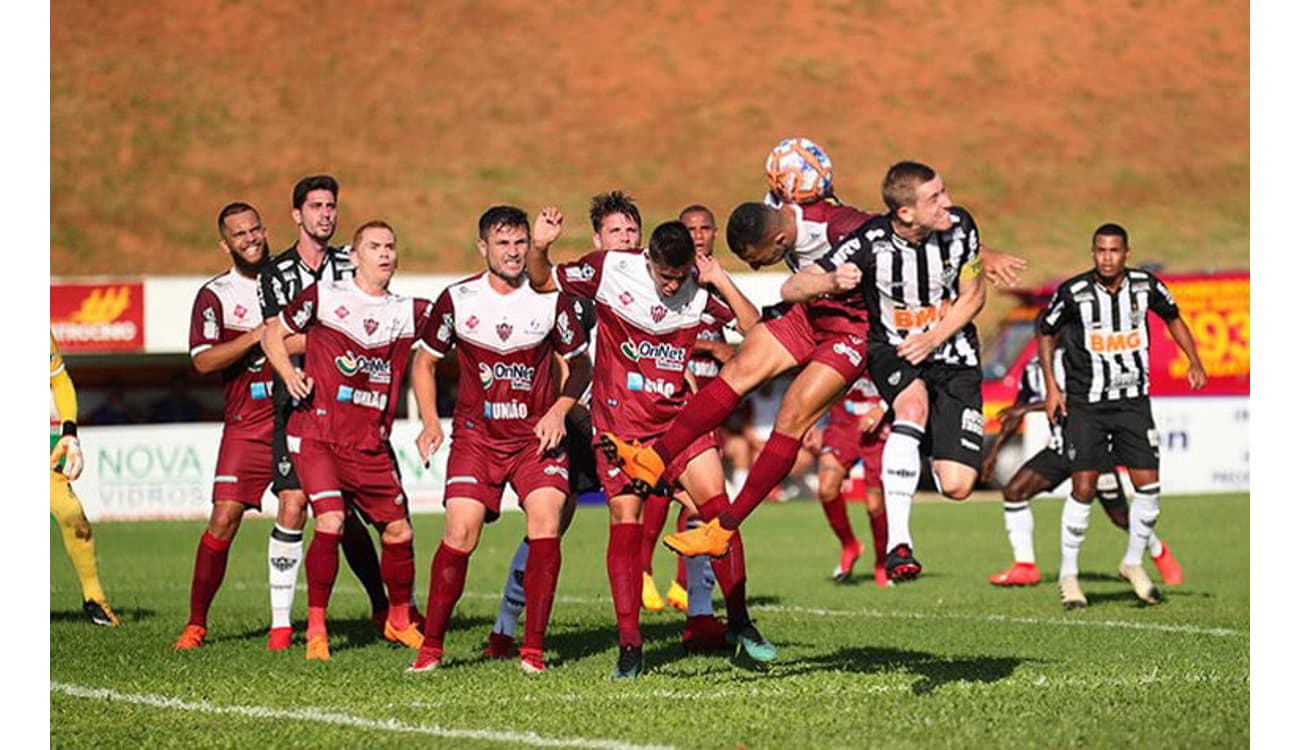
[50,682,676,750]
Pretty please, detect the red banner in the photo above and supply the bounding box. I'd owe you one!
[51,281,145,352]
[1150,272,1250,396]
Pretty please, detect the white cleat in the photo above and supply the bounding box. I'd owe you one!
[1058,575,1088,609]
[1118,563,1163,605]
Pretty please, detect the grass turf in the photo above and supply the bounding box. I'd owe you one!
[51,493,1248,748]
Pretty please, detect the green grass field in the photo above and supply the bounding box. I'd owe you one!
[51,493,1248,748]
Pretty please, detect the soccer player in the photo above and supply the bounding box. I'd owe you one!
[404,206,591,675]
[257,175,395,650]
[1039,223,1205,607]
[261,220,430,660]
[816,375,891,588]
[175,202,276,649]
[981,349,1183,587]
[529,209,769,678]
[50,331,119,626]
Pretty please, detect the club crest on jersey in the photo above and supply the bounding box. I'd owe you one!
[465,315,480,330]
[436,313,453,343]
[556,311,574,345]
[202,306,218,340]
[496,322,513,341]
[619,291,635,306]
[650,305,668,323]
[565,264,596,282]
[233,304,248,320]
[363,318,379,335]
[334,305,350,320]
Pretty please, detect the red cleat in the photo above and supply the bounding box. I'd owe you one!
[682,614,731,653]
[174,624,206,650]
[873,562,891,589]
[519,647,546,674]
[832,539,864,583]
[266,626,293,651]
[1152,542,1183,586]
[988,562,1042,586]
[483,631,517,659]
[406,645,442,673]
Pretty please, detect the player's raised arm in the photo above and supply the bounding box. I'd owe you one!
[780,263,861,305]
[695,253,760,333]
[527,205,564,293]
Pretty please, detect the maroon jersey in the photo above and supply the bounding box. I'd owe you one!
[687,305,735,390]
[189,269,275,439]
[419,273,589,448]
[828,375,884,423]
[279,279,432,450]
[776,197,875,335]
[554,249,730,441]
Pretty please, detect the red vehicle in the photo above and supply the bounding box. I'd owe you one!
[981,269,1250,434]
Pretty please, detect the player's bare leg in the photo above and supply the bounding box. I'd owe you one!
[604,322,798,487]
[177,501,245,649]
[816,455,862,583]
[664,361,844,558]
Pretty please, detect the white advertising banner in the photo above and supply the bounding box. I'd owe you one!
[71,419,508,522]
[1019,396,1249,495]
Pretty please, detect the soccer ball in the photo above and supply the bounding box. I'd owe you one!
[764,137,833,204]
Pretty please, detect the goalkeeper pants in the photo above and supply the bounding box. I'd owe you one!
[50,472,107,604]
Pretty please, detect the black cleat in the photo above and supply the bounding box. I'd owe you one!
[885,544,923,583]
[610,643,645,679]
[83,599,120,626]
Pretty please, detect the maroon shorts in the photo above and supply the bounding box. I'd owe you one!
[211,432,274,510]
[443,435,569,522]
[291,437,408,524]
[596,431,717,500]
[820,411,890,491]
[764,303,868,383]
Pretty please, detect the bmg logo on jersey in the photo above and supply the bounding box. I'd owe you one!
[478,361,537,391]
[626,372,677,398]
[620,339,687,371]
[1086,329,1149,354]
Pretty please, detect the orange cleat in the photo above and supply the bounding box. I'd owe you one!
[988,562,1042,587]
[665,580,688,612]
[384,620,425,649]
[406,645,443,673]
[174,624,207,650]
[519,647,546,674]
[266,626,293,651]
[598,433,666,488]
[1151,542,1184,586]
[832,539,864,583]
[306,634,330,661]
[483,631,516,659]
[663,519,733,559]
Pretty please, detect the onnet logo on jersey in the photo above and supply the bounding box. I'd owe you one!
[478,361,537,391]
[626,372,677,398]
[619,339,687,371]
[335,350,392,384]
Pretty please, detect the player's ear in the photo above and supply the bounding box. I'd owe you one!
[291,208,303,227]
[476,238,488,258]
[591,233,600,250]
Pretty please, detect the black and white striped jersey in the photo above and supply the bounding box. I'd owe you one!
[818,207,982,367]
[257,244,355,322]
[1038,268,1180,403]
[1018,350,1067,452]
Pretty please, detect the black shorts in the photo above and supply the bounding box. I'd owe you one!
[270,408,301,494]
[565,405,599,496]
[1063,398,1159,473]
[868,342,983,469]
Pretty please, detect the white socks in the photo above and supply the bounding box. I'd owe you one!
[1125,485,1161,566]
[268,524,304,629]
[1002,501,1035,563]
[882,421,924,549]
[1059,497,1092,578]
[493,538,530,637]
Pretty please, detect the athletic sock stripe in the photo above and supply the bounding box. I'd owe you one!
[271,526,304,543]
[893,422,925,441]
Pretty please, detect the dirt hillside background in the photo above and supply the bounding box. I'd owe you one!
[52,0,1248,293]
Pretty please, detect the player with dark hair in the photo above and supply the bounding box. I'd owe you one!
[1039,223,1204,607]
[175,202,275,648]
[257,175,398,651]
[261,221,431,660]
[530,209,767,678]
[405,206,590,675]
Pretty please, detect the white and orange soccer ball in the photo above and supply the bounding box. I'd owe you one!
[764,137,833,204]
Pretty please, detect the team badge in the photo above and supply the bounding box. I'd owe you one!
[619,291,634,306]
[497,322,513,341]
[233,304,247,320]
[650,305,668,323]
[466,315,480,330]
[363,318,379,335]
[888,371,901,386]
[278,456,293,477]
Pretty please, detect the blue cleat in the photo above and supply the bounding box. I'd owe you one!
[728,620,778,662]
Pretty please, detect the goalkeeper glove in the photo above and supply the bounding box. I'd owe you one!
[51,427,84,481]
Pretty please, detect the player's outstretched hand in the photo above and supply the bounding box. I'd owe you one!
[50,435,84,481]
[695,253,723,286]
[533,206,564,248]
[983,250,1029,288]
[534,407,567,456]
[832,263,862,293]
[416,420,445,468]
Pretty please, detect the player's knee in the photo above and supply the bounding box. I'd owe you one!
[72,520,93,541]
[314,512,345,536]
[817,474,841,503]
[381,520,412,545]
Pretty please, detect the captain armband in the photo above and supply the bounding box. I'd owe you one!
[960,257,983,280]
